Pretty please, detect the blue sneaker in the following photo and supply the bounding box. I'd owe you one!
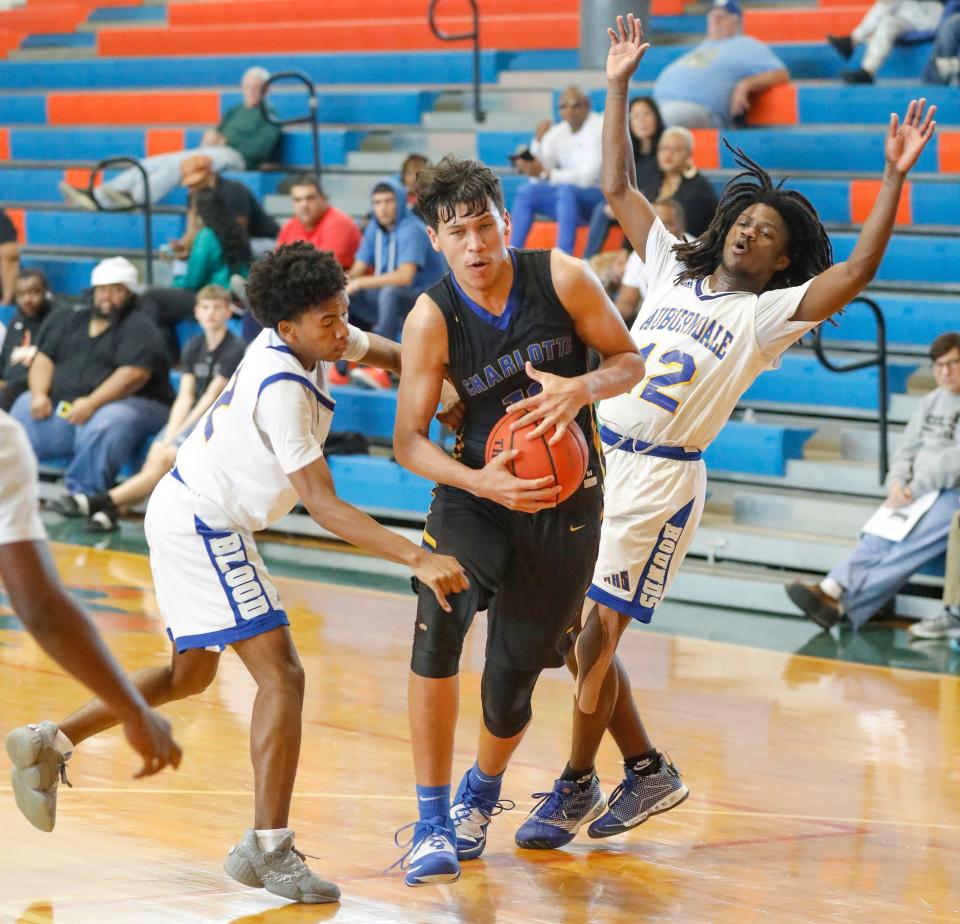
[514,775,605,850]
[391,816,460,887]
[588,755,688,838]
[450,768,515,860]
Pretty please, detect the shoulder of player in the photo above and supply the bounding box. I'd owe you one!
[548,248,601,309]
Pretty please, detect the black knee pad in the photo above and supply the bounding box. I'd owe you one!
[481,660,541,738]
[410,576,482,679]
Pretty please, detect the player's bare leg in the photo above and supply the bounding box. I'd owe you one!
[476,723,526,777]
[408,673,459,785]
[224,625,340,904]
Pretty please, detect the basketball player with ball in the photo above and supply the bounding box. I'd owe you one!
[392,155,644,885]
[517,13,937,850]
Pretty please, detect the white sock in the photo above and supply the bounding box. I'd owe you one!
[256,828,293,852]
[54,730,74,760]
[819,578,845,611]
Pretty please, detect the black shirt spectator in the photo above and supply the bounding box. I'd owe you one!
[672,173,720,238]
[0,304,60,411]
[217,176,280,240]
[0,209,19,305]
[37,302,174,406]
[180,328,245,393]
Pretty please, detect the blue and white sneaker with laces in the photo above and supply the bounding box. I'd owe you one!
[450,767,515,860]
[514,775,605,849]
[392,815,460,887]
[588,755,688,838]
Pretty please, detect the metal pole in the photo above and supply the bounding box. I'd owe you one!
[259,70,322,183]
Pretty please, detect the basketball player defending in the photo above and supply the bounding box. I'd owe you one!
[517,13,937,849]
[7,244,468,903]
[391,156,645,885]
[2,410,180,826]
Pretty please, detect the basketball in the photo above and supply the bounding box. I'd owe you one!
[484,411,589,504]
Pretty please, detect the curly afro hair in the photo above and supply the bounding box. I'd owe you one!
[246,243,347,328]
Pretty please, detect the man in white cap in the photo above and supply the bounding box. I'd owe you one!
[8,257,173,522]
[653,0,790,127]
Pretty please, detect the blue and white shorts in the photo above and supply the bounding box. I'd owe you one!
[145,473,288,652]
[587,449,706,623]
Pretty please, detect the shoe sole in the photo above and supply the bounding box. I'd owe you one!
[223,853,264,889]
[455,833,486,861]
[10,768,56,833]
[405,869,461,887]
[6,729,41,769]
[588,784,690,839]
[515,796,606,850]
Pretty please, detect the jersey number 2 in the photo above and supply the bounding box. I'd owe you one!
[637,344,697,414]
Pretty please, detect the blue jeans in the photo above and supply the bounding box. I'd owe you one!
[509,182,606,255]
[828,488,960,628]
[10,392,170,495]
[348,285,421,342]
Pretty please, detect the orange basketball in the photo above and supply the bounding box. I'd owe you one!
[484,411,589,505]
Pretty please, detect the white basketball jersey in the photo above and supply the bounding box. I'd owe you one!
[174,328,335,532]
[599,219,818,450]
[0,410,46,545]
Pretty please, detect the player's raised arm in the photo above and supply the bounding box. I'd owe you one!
[793,98,936,324]
[507,252,645,442]
[603,13,657,257]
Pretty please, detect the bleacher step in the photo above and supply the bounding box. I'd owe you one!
[731,490,875,537]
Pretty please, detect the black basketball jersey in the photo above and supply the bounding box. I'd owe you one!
[427,248,601,476]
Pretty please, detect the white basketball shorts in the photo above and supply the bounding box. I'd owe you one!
[587,448,706,622]
[0,415,46,546]
[145,473,288,652]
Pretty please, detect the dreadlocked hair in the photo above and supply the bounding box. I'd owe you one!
[673,141,833,291]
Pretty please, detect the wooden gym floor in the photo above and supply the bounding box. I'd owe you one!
[1,540,958,923]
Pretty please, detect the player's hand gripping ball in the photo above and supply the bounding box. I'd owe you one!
[484,411,589,504]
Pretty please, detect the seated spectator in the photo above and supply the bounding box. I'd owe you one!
[71,285,245,532]
[142,187,251,361]
[583,96,665,259]
[9,257,173,510]
[910,506,960,639]
[615,198,689,322]
[0,269,58,412]
[173,154,279,261]
[0,208,20,305]
[829,1,946,83]
[653,127,718,237]
[654,0,789,128]
[923,12,960,84]
[276,174,361,269]
[400,153,430,221]
[59,67,281,209]
[787,332,960,630]
[508,85,605,255]
[341,179,445,388]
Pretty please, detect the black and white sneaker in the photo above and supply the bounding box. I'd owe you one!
[49,493,90,518]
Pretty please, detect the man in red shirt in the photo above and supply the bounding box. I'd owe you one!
[276,176,361,270]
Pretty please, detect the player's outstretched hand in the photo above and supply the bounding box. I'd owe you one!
[508,362,590,444]
[607,13,650,85]
[411,550,470,613]
[475,448,561,513]
[886,98,936,177]
[123,707,182,779]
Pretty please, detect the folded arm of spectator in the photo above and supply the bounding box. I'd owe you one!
[66,366,150,425]
[346,261,417,293]
[730,67,790,117]
[27,351,54,418]
[168,372,229,442]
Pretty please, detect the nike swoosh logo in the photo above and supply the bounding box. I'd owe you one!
[570,524,586,532]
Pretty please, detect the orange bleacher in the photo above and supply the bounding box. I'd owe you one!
[0,3,91,34]
[743,6,869,42]
[745,83,799,126]
[46,91,221,126]
[98,14,580,56]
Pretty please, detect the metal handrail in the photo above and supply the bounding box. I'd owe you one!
[87,156,154,285]
[259,70,321,183]
[428,0,485,124]
[811,295,888,483]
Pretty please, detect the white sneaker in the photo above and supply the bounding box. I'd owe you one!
[908,608,960,640]
[5,721,71,832]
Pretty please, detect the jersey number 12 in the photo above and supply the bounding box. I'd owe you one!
[636,344,697,414]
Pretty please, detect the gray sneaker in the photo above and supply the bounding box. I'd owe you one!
[5,721,72,832]
[909,608,960,640]
[223,829,340,904]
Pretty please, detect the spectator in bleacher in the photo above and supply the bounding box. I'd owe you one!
[340,179,445,388]
[583,96,664,259]
[0,269,57,412]
[828,1,947,84]
[651,126,718,237]
[653,0,789,128]
[276,175,361,269]
[9,257,172,512]
[923,12,960,84]
[787,332,960,631]
[401,153,430,221]
[0,209,20,306]
[70,285,245,533]
[59,67,281,210]
[143,187,251,361]
[508,85,605,255]
[172,154,279,262]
